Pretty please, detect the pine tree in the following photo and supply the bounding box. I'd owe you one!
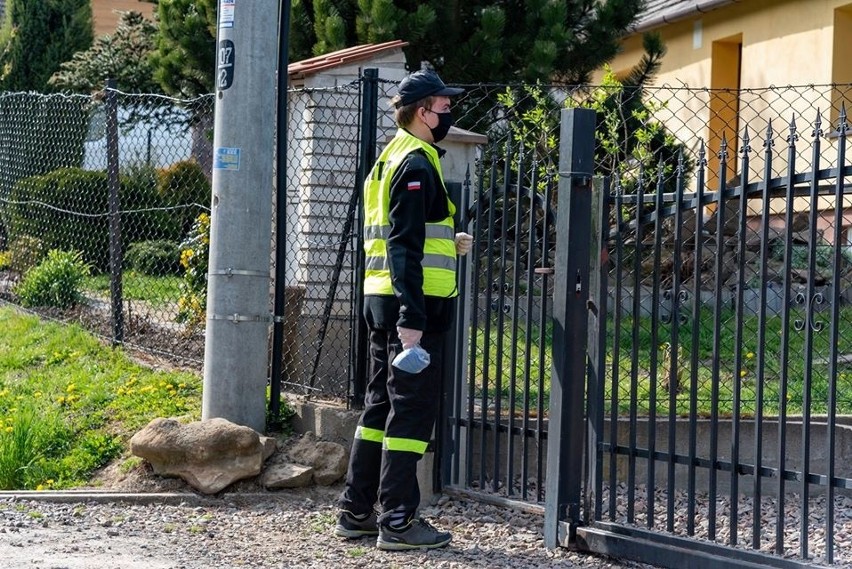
[49,11,160,94]
[149,0,218,98]
[303,0,645,84]
[0,0,93,91]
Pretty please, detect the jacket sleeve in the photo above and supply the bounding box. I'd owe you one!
[386,155,432,331]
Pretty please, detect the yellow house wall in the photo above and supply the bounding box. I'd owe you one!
[599,0,852,215]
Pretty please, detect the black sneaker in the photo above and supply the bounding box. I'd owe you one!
[377,518,452,551]
[334,510,379,538]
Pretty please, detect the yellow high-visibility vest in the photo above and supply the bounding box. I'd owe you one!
[362,129,457,298]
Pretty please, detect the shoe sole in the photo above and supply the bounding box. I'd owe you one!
[334,526,379,539]
[376,536,452,551]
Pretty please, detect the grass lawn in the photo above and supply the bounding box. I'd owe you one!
[83,271,182,307]
[0,305,201,490]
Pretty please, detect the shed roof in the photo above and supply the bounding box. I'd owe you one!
[288,40,408,80]
[633,0,743,33]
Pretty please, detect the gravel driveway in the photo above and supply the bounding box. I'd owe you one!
[0,486,656,569]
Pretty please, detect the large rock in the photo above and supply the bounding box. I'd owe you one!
[260,463,314,489]
[130,417,265,494]
[285,431,348,486]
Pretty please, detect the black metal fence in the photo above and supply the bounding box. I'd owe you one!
[433,83,852,569]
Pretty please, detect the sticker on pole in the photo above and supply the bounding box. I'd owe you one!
[219,0,235,29]
[217,40,235,90]
[214,147,241,171]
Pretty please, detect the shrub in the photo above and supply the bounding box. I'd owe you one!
[6,235,46,275]
[158,160,211,236]
[125,240,181,276]
[5,167,187,272]
[176,213,210,325]
[16,250,90,308]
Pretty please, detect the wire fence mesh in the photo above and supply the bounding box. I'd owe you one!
[1,78,851,409]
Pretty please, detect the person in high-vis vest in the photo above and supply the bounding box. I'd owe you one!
[335,69,472,551]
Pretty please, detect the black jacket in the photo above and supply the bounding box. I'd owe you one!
[363,140,456,333]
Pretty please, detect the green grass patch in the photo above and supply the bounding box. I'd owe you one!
[83,271,182,307]
[469,305,852,419]
[0,305,201,490]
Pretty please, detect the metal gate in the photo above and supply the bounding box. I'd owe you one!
[571,107,852,567]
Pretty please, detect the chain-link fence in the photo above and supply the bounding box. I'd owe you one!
[2,79,851,410]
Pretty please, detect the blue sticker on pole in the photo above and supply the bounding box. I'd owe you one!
[214,147,241,171]
[220,0,235,29]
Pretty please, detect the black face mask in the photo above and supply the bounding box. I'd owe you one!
[429,111,454,143]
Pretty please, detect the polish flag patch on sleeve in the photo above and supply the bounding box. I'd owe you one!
[407,180,422,191]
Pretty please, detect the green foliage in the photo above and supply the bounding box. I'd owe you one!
[5,235,45,275]
[176,213,209,325]
[0,306,202,489]
[0,404,63,490]
[150,0,217,98]
[5,166,190,272]
[0,93,89,198]
[0,0,93,91]
[15,250,90,309]
[49,10,160,94]
[125,240,181,276]
[149,1,644,89]
[83,271,182,307]
[294,0,643,84]
[157,159,211,235]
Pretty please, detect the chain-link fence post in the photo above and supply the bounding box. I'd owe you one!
[105,78,124,345]
[268,0,292,429]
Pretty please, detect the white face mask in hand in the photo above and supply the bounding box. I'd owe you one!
[392,345,431,374]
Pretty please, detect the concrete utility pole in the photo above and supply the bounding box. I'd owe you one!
[202,0,278,432]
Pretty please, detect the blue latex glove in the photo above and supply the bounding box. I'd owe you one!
[392,344,431,374]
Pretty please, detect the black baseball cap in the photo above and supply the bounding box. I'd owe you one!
[395,70,464,107]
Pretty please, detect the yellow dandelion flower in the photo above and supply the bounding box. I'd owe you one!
[746,352,755,359]
[66,384,76,393]
[4,426,12,433]
[36,485,44,491]
[46,479,54,485]
[178,383,186,389]
[34,391,43,398]
[740,370,747,378]
[57,396,66,404]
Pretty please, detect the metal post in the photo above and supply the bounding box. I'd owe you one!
[268,0,291,429]
[105,78,124,345]
[351,68,379,408]
[202,0,278,432]
[544,108,595,549]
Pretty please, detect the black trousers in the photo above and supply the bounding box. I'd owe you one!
[338,327,444,522]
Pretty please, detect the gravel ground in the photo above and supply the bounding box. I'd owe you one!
[0,486,656,569]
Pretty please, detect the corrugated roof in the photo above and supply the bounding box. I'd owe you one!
[633,0,743,33]
[288,40,408,79]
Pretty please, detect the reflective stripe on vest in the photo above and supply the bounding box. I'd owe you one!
[362,129,457,298]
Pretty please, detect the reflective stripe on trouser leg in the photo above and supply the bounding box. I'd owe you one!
[338,329,393,514]
[378,330,444,522]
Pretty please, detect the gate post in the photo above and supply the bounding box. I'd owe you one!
[544,108,595,549]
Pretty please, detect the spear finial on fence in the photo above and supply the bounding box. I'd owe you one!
[764,119,775,149]
[812,109,823,139]
[698,139,707,167]
[741,126,751,156]
[787,114,799,144]
[839,103,848,136]
[718,133,729,161]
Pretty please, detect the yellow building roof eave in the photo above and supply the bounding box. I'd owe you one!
[631,0,742,35]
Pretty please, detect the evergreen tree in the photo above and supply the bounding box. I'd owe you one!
[149,0,218,98]
[0,0,93,91]
[49,11,160,94]
[301,0,645,84]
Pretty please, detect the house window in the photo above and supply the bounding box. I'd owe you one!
[832,5,852,132]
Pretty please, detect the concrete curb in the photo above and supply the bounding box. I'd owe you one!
[0,491,296,505]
